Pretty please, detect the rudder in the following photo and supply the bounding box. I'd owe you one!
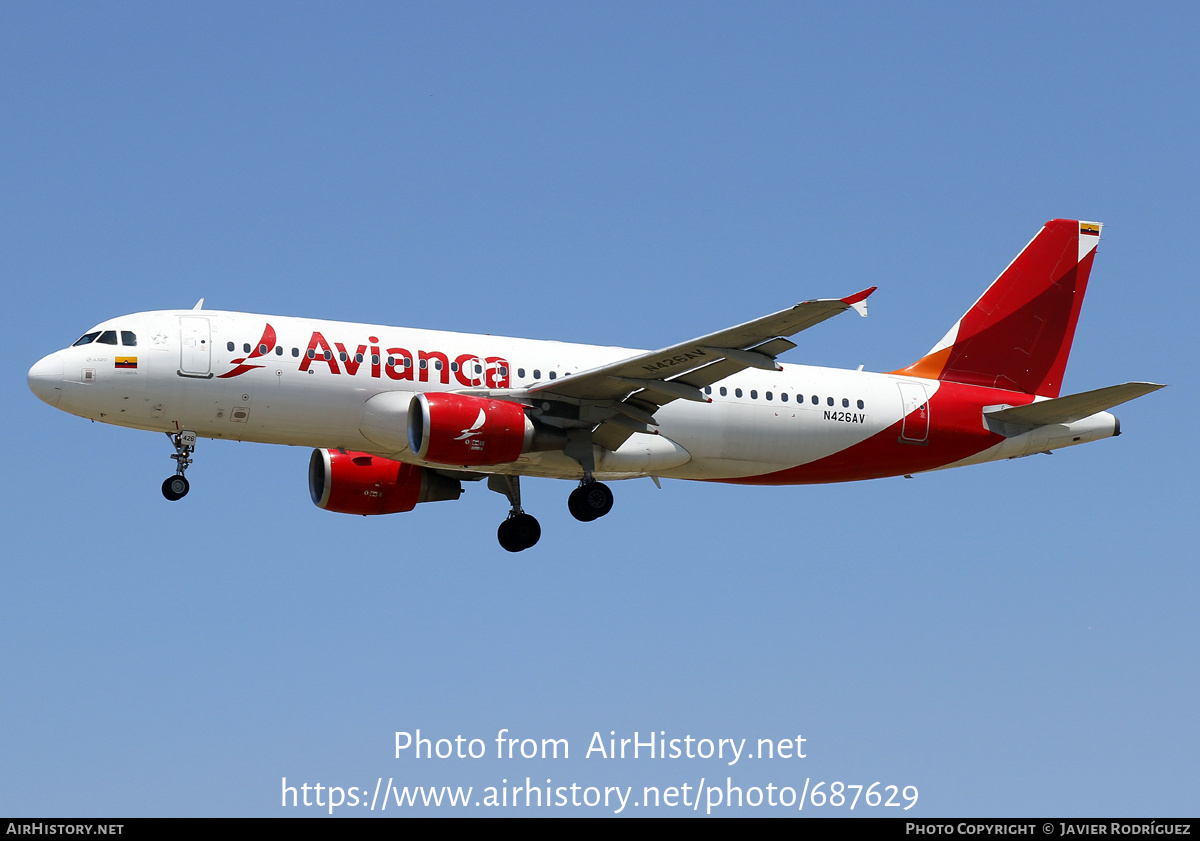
[891,219,1101,397]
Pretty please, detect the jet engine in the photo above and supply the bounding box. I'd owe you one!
[308,449,462,515]
[407,392,564,466]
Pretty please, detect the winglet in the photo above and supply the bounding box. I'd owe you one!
[192,298,205,311]
[841,286,876,317]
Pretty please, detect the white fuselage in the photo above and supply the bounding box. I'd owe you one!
[31,308,1115,484]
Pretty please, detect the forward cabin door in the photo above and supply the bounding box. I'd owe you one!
[179,316,212,377]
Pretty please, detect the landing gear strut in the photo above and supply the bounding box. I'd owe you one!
[488,475,540,552]
[162,430,196,501]
[568,479,614,522]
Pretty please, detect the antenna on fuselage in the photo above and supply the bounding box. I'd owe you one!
[192,298,205,310]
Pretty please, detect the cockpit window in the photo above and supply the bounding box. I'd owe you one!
[72,331,100,347]
[121,331,137,346]
[97,331,118,345]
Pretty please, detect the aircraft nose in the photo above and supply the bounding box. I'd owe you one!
[28,351,65,407]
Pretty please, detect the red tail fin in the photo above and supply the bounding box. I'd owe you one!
[890,219,1101,397]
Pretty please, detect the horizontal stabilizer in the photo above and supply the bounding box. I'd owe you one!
[985,382,1165,427]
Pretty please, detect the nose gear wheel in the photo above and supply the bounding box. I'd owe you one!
[162,431,196,501]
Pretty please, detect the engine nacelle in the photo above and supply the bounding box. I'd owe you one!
[308,449,462,515]
[408,392,550,466]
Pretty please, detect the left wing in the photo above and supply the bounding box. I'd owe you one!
[463,287,876,452]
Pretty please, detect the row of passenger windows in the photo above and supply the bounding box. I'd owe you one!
[517,368,560,380]
[231,342,294,357]
[219,341,858,405]
[703,384,866,409]
[74,330,136,347]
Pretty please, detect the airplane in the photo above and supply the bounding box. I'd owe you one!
[28,219,1163,552]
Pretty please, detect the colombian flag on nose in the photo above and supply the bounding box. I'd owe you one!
[115,357,137,369]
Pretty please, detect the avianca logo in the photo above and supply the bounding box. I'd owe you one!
[456,409,487,451]
[218,325,511,389]
[217,324,276,379]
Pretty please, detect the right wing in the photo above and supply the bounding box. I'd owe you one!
[461,287,876,451]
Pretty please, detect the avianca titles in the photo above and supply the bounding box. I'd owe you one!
[28,219,1163,551]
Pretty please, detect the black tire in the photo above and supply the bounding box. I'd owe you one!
[498,513,541,552]
[568,481,613,522]
[161,475,189,501]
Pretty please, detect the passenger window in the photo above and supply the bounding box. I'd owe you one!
[339,352,347,362]
[549,371,557,380]
[323,351,332,361]
[518,368,526,378]
[750,390,758,399]
[73,332,100,346]
[243,343,251,354]
[533,369,541,378]
[307,349,316,359]
[857,399,865,410]
[227,342,235,352]
[372,354,379,364]
[292,348,299,357]
[735,388,743,398]
[260,344,269,355]
[780,393,787,402]
[719,387,727,396]
[766,391,773,401]
[355,353,364,363]
[827,397,834,406]
[97,331,118,345]
[811,395,819,405]
[499,366,508,376]
[419,359,427,369]
[450,361,459,372]
[842,398,849,408]
[121,331,137,346]
[434,359,443,370]
[704,386,712,394]
[276,346,283,356]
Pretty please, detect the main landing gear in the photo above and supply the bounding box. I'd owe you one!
[488,475,614,552]
[568,479,614,522]
[161,430,196,501]
[489,475,541,553]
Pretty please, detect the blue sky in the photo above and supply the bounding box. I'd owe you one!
[3,3,1196,817]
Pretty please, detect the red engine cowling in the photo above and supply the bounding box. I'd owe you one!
[407,392,531,466]
[308,449,462,515]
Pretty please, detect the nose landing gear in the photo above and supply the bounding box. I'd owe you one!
[162,430,196,501]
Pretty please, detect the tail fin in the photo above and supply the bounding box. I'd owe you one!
[891,219,1101,397]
